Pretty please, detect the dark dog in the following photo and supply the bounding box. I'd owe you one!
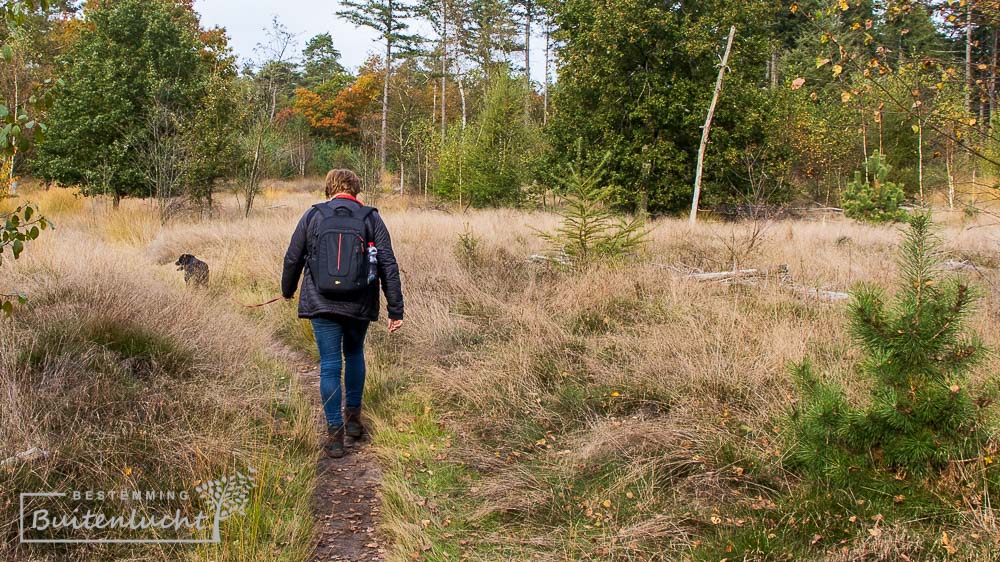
[175,254,209,287]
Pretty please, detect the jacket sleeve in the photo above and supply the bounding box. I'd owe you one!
[370,211,404,320]
[281,210,311,299]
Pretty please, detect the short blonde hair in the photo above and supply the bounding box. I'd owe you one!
[325,169,362,198]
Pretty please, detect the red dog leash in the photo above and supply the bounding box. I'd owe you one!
[231,296,285,309]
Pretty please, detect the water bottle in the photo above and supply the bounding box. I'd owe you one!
[367,242,378,284]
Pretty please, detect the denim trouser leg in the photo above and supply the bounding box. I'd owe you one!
[311,317,370,427]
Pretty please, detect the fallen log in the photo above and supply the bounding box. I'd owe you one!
[684,264,849,302]
[1,447,50,467]
[527,254,571,266]
[943,260,975,271]
[787,284,851,302]
[687,265,789,282]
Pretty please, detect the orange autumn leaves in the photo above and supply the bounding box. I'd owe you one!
[291,72,380,141]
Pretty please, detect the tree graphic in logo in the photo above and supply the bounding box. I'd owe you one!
[194,468,256,542]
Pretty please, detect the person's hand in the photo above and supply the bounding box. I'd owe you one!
[387,318,403,334]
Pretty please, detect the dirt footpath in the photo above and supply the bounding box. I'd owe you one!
[298,364,386,562]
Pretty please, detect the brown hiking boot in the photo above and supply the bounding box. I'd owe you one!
[325,424,345,458]
[344,407,365,439]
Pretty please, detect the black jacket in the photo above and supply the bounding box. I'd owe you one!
[281,198,404,321]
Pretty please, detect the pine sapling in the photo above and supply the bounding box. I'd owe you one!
[789,214,988,481]
[539,139,647,265]
[842,150,909,224]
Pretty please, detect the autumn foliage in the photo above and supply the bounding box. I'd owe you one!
[291,73,380,141]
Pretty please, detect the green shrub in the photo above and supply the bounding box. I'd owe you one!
[311,140,362,175]
[787,214,989,482]
[842,150,909,223]
[433,73,542,207]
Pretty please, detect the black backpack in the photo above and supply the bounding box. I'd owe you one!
[306,202,376,296]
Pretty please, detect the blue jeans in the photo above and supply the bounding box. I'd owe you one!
[311,317,370,427]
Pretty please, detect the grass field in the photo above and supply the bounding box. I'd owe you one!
[2,180,999,560]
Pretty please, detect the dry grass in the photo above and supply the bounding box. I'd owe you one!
[1,188,317,560]
[3,180,999,560]
[358,201,1000,559]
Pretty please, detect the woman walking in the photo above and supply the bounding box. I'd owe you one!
[281,169,404,458]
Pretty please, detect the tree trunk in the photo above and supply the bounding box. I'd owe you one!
[457,73,467,129]
[769,51,778,88]
[381,21,392,178]
[543,21,551,125]
[9,65,18,189]
[441,0,448,143]
[860,97,868,180]
[990,29,997,127]
[523,1,532,124]
[917,117,924,203]
[638,161,650,219]
[965,0,974,115]
[946,139,955,209]
[689,26,736,225]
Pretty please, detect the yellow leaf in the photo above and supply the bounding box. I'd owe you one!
[839,0,849,11]
[601,499,611,508]
[123,466,133,476]
[626,491,634,499]
[610,391,621,397]
[912,124,920,134]
[710,515,722,525]
[841,91,852,103]
[833,64,843,78]
[816,57,831,68]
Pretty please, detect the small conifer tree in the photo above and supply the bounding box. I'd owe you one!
[842,151,909,224]
[540,140,647,265]
[788,214,988,481]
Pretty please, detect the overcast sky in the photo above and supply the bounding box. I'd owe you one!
[191,0,549,83]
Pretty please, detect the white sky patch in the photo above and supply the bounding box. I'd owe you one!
[192,0,551,84]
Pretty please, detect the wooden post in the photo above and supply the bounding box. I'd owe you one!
[689,25,736,225]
